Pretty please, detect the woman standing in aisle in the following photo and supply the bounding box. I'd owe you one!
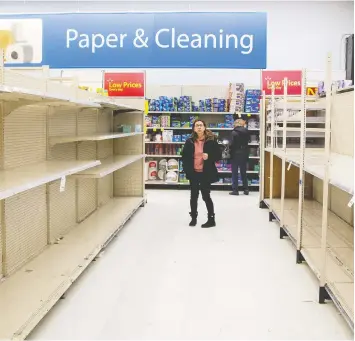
[229,118,249,196]
[181,120,222,228]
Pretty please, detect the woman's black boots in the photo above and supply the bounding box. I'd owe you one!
[201,214,216,228]
[189,212,198,226]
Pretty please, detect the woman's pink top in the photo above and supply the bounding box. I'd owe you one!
[194,139,205,172]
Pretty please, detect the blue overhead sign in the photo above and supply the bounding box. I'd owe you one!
[0,12,267,69]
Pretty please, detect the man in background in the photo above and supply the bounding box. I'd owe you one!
[229,119,249,196]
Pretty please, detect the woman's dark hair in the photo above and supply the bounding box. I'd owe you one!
[191,119,215,141]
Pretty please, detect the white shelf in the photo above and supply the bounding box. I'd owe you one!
[0,196,144,341]
[268,100,326,111]
[265,148,354,194]
[50,132,143,145]
[267,117,325,124]
[94,99,140,111]
[145,180,183,185]
[267,130,325,138]
[0,84,102,109]
[0,160,101,200]
[72,155,144,179]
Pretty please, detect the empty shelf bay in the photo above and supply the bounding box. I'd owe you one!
[0,196,144,341]
[0,160,101,200]
[50,132,144,145]
[265,148,354,194]
[72,155,144,178]
[264,198,354,325]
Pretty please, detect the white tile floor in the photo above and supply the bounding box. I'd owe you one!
[29,190,353,340]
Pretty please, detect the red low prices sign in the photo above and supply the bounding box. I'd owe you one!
[104,72,145,97]
[262,70,302,96]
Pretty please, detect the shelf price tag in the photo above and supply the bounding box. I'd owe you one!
[347,196,354,208]
[60,176,66,192]
[144,100,149,115]
[153,128,157,132]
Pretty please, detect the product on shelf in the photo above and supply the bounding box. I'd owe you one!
[173,134,182,142]
[247,119,260,129]
[179,172,189,183]
[166,170,179,183]
[228,82,245,113]
[152,116,160,127]
[148,95,228,113]
[167,159,179,171]
[148,161,158,180]
[224,114,234,128]
[244,89,261,113]
[145,116,152,127]
[162,130,173,142]
[160,115,171,127]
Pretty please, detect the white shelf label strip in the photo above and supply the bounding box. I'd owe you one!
[60,176,66,192]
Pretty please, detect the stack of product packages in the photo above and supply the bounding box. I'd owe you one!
[228,83,245,114]
[244,89,261,113]
[206,114,233,129]
[148,96,228,113]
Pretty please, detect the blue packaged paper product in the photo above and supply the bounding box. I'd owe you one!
[171,121,181,127]
[198,100,206,112]
[246,89,262,97]
[181,121,191,128]
[217,123,225,128]
[189,115,199,124]
[245,104,260,113]
[245,98,260,105]
[152,116,160,125]
[172,134,182,142]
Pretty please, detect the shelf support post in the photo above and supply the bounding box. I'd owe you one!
[280,77,288,233]
[0,100,6,276]
[268,85,275,220]
[259,90,266,208]
[296,69,307,262]
[319,53,333,297]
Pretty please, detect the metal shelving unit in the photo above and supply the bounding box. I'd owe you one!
[259,55,354,330]
[0,64,146,340]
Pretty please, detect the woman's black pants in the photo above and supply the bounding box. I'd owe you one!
[189,172,214,216]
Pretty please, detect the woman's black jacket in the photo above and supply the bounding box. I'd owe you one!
[181,135,222,184]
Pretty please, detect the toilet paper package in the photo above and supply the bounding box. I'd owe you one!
[6,43,34,63]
